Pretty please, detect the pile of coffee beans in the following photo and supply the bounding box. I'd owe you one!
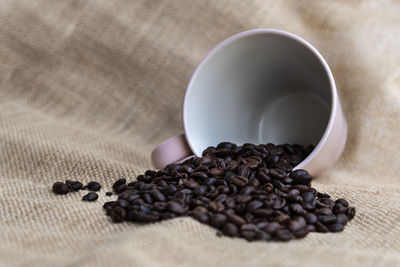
[102,142,356,241]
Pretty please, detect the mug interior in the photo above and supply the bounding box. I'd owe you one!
[184,30,333,156]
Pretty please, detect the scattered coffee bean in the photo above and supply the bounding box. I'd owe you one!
[106,192,113,196]
[99,142,355,242]
[87,181,101,191]
[66,180,83,191]
[53,182,69,195]
[82,192,98,201]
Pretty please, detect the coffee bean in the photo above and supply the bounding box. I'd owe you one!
[315,208,333,215]
[241,230,257,241]
[275,229,293,241]
[301,192,315,202]
[246,200,263,213]
[240,186,255,195]
[335,198,349,207]
[289,220,304,232]
[82,192,98,201]
[289,169,312,185]
[113,178,126,192]
[232,175,248,187]
[347,207,356,220]
[211,213,227,228]
[318,215,337,225]
[275,214,290,225]
[52,182,69,195]
[227,213,246,226]
[333,203,347,214]
[66,180,83,191]
[315,221,329,233]
[265,222,281,234]
[328,223,344,232]
[295,216,307,227]
[168,201,186,215]
[273,198,286,209]
[116,199,129,208]
[290,203,305,214]
[150,189,166,202]
[293,227,310,238]
[111,207,126,223]
[222,223,239,237]
[192,210,209,223]
[106,192,113,196]
[336,214,349,225]
[304,213,318,224]
[253,208,273,217]
[86,181,101,191]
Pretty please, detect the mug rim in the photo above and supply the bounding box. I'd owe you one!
[183,29,338,168]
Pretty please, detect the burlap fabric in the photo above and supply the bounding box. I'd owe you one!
[0,1,399,266]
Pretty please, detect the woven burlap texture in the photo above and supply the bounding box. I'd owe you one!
[0,1,399,266]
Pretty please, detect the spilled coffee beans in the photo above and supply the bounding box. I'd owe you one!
[103,142,356,241]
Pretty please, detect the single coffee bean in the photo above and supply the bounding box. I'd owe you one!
[232,176,248,187]
[167,201,186,215]
[315,208,333,216]
[265,222,281,234]
[106,191,113,196]
[318,215,337,225]
[192,210,209,223]
[227,213,246,226]
[222,223,239,237]
[111,207,126,223]
[315,221,329,233]
[82,192,98,201]
[275,229,293,241]
[113,178,126,191]
[210,213,228,228]
[253,208,273,217]
[336,214,349,225]
[149,189,166,202]
[301,192,315,202]
[272,198,286,209]
[241,230,257,241]
[86,181,101,191]
[66,180,83,191]
[328,223,344,232]
[347,207,356,219]
[304,213,318,224]
[293,227,309,238]
[290,203,305,214]
[52,182,69,195]
[275,214,290,225]
[289,220,304,233]
[289,169,312,185]
[333,203,347,214]
[335,198,349,207]
[295,216,307,227]
[246,200,264,213]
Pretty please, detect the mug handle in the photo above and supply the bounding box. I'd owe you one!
[151,133,194,169]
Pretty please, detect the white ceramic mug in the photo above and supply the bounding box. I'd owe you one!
[151,29,347,176]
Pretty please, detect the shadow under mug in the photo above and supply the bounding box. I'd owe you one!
[151,29,347,176]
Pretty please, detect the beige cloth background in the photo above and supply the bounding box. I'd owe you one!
[0,0,399,266]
